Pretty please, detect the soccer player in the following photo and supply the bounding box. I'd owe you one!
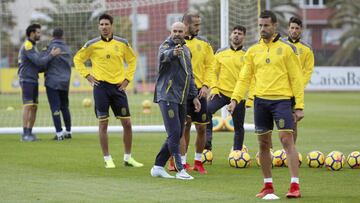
[18,23,61,142]
[206,25,247,152]
[170,10,215,174]
[285,16,315,144]
[151,22,200,180]
[44,28,72,141]
[74,13,143,169]
[228,10,304,198]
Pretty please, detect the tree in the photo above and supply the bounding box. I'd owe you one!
[327,0,360,66]
[1,0,17,67]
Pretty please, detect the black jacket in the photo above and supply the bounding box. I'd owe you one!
[154,37,198,104]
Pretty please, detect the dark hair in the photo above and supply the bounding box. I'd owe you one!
[99,13,113,24]
[259,10,277,23]
[289,16,303,27]
[182,10,200,24]
[52,28,63,39]
[232,25,246,35]
[26,24,41,37]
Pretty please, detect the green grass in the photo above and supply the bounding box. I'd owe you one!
[0,92,360,202]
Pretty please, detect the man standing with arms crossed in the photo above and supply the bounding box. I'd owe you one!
[18,23,61,142]
[44,28,72,141]
[151,22,200,180]
[228,10,304,199]
[285,16,314,144]
[74,14,143,169]
[169,11,214,174]
[206,25,248,152]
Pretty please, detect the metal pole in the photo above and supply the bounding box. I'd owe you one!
[131,0,138,53]
[266,0,271,10]
[220,0,229,119]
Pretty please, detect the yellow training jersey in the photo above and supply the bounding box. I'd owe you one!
[210,46,246,98]
[74,35,136,84]
[285,37,314,87]
[231,34,304,109]
[185,35,215,88]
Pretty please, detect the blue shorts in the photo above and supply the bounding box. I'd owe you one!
[93,81,130,120]
[20,81,38,105]
[186,96,209,124]
[254,97,294,134]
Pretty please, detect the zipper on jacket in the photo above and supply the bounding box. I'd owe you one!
[165,80,172,94]
[180,51,189,104]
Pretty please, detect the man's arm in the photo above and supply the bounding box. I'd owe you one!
[303,49,315,87]
[25,46,60,68]
[202,43,215,89]
[209,54,221,97]
[124,43,137,83]
[73,44,92,78]
[286,47,304,110]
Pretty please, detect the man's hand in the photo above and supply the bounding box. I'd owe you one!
[198,85,208,99]
[86,74,99,86]
[50,47,61,56]
[173,44,183,56]
[227,100,237,114]
[193,97,201,112]
[117,79,129,91]
[293,109,304,122]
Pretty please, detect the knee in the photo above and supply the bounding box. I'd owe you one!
[280,134,294,150]
[196,124,206,135]
[258,139,271,151]
[122,119,132,129]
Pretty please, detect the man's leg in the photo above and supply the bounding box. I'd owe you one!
[99,119,109,156]
[293,121,298,144]
[121,118,132,154]
[232,100,246,151]
[59,90,71,138]
[46,87,64,140]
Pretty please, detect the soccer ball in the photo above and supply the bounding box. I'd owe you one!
[325,151,346,171]
[272,149,286,167]
[306,151,325,168]
[284,152,303,167]
[212,116,224,131]
[347,151,360,169]
[228,150,251,168]
[256,150,274,167]
[142,99,152,114]
[82,98,92,107]
[202,149,213,164]
[224,115,234,131]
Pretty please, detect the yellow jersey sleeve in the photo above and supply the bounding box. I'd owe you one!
[231,51,254,103]
[124,43,137,82]
[285,48,304,109]
[73,44,92,78]
[302,49,314,87]
[203,43,215,88]
[209,53,221,94]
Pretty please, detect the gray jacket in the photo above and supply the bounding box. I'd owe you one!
[18,39,54,83]
[154,37,198,104]
[44,39,72,90]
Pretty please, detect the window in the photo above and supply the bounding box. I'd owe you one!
[301,0,327,8]
[322,29,342,45]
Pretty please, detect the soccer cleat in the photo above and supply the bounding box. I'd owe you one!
[183,162,192,171]
[256,183,275,198]
[29,134,38,141]
[176,169,194,180]
[286,183,301,198]
[64,133,72,139]
[124,157,144,167]
[168,158,176,171]
[150,166,175,179]
[21,134,34,142]
[53,135,64,141]
[193,160,207,174]
[104,159,116,169]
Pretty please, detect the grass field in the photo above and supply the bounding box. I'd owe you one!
[0,92,360,202]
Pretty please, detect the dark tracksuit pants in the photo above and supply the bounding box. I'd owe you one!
[46,86,71,133]
[154,101,186,171]
[206,93,246,150]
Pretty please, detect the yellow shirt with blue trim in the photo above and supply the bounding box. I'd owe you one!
[231,34,305,110]
[74,35,137,84]
[285,37,315,87]
[210,46,246,98]
[185,35,215,88]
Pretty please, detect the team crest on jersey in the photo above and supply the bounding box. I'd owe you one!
[279,118,285,129]
[106,54,111,59]
[196,44,202,51]
[114,45,119,52]
[298,48,303,55]
[201,113,207,122]
[168,109,175,118]
[277,47,282,55]
[266,58,270,63]
[121,108,127,116]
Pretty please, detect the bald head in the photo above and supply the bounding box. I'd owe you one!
[170,22,185,44]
